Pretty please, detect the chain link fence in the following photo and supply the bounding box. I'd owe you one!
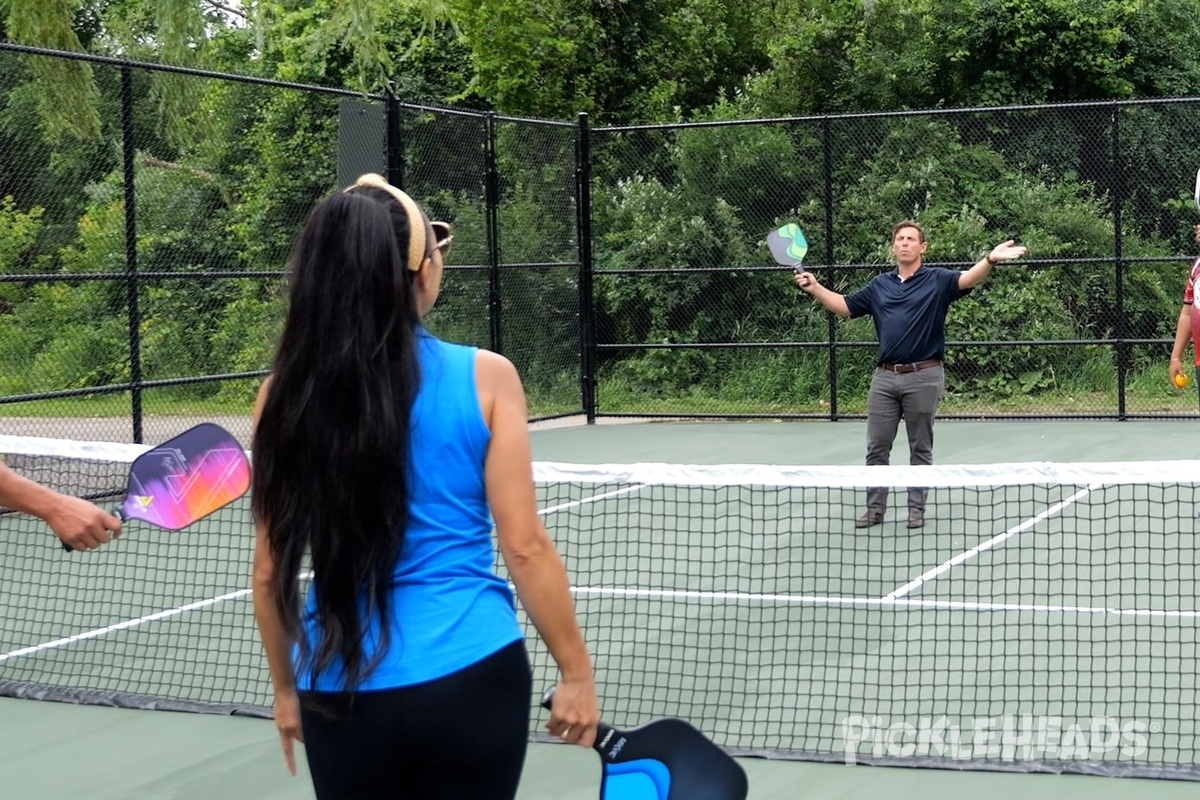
[591,103,1200,420]
[0,44,583,443]
[3,43,1200,443]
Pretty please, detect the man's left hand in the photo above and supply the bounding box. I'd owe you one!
[988,240,1027,264]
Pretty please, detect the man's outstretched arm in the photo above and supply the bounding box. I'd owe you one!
[794,272,851,316]
[959,239,1027,290]
[0,463,121,550]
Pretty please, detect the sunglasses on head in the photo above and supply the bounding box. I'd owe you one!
[430,221,453,258]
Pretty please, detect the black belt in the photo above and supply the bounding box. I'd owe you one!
[879,359,941,374]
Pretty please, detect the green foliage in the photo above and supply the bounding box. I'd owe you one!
[0,146,257,396]
[672,98,806,234]
[227,90,339,270]
[946,269,1082,396]
[7,188,131,395]
[149,0,208,146]
[742,0,1200,117]
[422,120,585,414]
[0,282,127,393]
[10,0,1200,132]
[421,189,490,347]
[595,178,743,341]
[448,0,768,121]
[446,0,586,115]
[930,0,1139,106]
[0,196,46,318]
[745,0,935,115]
[5,0,103,140]
[592,173,831,398]
[0,196,44,270]
[208,281,286,376]
[258,0,471,101]
[1120,0,1200,97]
[612,0,769,121]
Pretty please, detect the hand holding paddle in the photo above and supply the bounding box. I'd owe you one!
[61,422,250,551]
[545,677,600,747]
[542,687,749,800]
[41,493,122,552]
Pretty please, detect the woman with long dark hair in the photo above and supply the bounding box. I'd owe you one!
[251,173,598,798]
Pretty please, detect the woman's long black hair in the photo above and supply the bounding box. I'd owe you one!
[252,185,424,692]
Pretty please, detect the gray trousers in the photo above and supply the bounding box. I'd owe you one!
[865,364,944,512]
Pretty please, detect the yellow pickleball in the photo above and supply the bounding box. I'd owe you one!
[1175,372,1189,389]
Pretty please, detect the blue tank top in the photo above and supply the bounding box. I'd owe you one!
[294,329,524,691]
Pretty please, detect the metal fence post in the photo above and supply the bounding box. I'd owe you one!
[484,113,503,355]
[822,116,838,421]
[576,112,596,423]
[386,90,404,189]
[1112,105,1128,420]
[121,65,143,443]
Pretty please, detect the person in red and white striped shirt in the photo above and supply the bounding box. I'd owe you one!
[1168,223,1200,401]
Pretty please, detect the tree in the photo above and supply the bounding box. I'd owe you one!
[447,0,769,122]
[3,0,103,140]
[2,0,460,144]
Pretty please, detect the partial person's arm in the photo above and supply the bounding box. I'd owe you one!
[478,350,599,748]
[958,240,1027,290]
[1170,304,1192,386]
[249,377,304,776]
[793,272,851,316]
[0,464,120,550]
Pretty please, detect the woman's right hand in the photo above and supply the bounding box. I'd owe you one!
[546,677,600,748]
[1170,357,1187,388]
[273,688,304,775]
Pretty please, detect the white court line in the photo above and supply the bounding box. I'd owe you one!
[0,483,645,663]
[538,483,645,516]
[570,586,1200,618]
[882,483,1100,601]
[0,587,252,662]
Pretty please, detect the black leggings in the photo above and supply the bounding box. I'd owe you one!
[299,640,532,800]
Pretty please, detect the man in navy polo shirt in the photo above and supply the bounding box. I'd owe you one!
[794,220,1026,529]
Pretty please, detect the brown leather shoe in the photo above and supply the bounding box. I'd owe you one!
[855,510,884,528]
[907,509,925,529]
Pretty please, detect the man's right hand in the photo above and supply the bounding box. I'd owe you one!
[794,271,818,293]
[46,494,121,551]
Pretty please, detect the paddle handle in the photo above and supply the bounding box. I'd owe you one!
[539,686,617,756]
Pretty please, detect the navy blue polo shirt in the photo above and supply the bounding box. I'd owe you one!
[844,266,969,365]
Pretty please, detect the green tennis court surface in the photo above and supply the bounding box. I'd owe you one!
[2,419,1200,796]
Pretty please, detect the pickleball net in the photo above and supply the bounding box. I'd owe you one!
[1,433,1198,779]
